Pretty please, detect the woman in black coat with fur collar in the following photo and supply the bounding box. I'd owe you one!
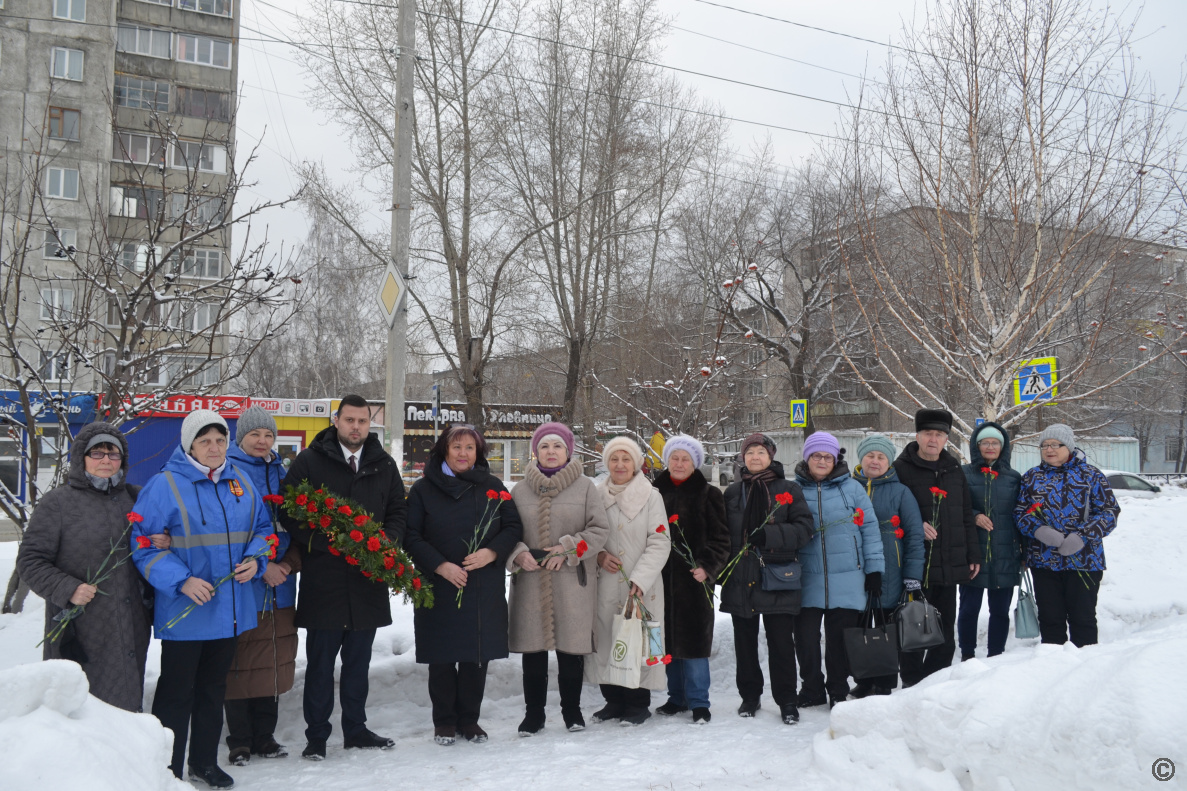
[652,436,731,723]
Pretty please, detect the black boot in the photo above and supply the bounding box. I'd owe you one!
[189,764,235,789]
[520,652,549,735]
[558,655,585,731]
[518,707,546,736]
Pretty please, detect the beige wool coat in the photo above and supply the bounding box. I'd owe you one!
[585,473,672,690]
[507,462,610,655]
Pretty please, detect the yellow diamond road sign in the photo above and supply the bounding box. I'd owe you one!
[376,263,407,327]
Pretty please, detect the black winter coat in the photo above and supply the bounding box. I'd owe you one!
[16,422,152,712]
[654,470,731,658]
[404,458,523,664]
[719,461,815,617]
[961,422,1023,590]
[893,442,979,587]
[281,427,407,631]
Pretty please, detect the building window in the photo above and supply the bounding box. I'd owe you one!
[748,380,764,397]
[110,186,164,219]
[40,288,74,320]
[40,351,72,382]
[746,411,761,428]
[179,248,222,278]
[747,348,763,366]
[178,0,232,16]
[105,298,122,327]
[175,34,231,68]
[134,0,173,6]
[48,107,81,141]
[116,25,172,59]
[112,131,166,165]
[46,167,80,200]
[115,75,170,111]
[43,228,78,258]
[51,47,84,81]
[113,241,162,272]
[172,140,227,174]
[175,86,231,121]
[1166,436,1181,463]
[169,357,220,387]
[52,0,85,21]
[183,302,221,333]
[169,194,224,225]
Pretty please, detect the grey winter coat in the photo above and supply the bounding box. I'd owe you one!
[16,422,152,712]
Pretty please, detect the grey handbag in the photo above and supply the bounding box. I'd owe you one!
[894,592,946,652]
[1014,569,1041,639]
[758,553,802,591]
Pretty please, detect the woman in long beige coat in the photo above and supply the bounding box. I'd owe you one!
[508,422,609,735]
[587,437,671,726]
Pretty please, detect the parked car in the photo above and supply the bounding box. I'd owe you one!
[700,457,735,487]
[1101,469,1161,498]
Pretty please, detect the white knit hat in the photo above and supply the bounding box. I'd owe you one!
[602,436,644,472]
[662,434,705,469]
[181,409,228,454]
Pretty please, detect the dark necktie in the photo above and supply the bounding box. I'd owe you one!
[350,455,357,473]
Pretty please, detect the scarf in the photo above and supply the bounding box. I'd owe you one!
[600,471,653,521]
[739,464,778,541]
[86,469,124,492]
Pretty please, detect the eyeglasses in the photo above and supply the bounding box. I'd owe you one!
[1039,442,1065,451]
[808,453,835,463]
[86,450,123,461]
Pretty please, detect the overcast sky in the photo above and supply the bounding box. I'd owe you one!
[232,0,1187,265]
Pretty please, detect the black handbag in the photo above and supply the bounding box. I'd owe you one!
[758,553,802,591]
[894,590,946,652]
[843,594,899,680]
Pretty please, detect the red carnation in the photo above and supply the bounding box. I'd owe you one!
[980,466,993,475]
[353,514,368,527]
[362,571,372,578]
[266,533,279,545]
[890,515,901,527]
[383,556,395,570]
[350,530,364,542]
[346,555,359,565]
[397,563,405,577]
[412,577,422,590]
[136,535,151,549]
[306,503,318,513]
[1026,502,1042,515]
[315,489,324,494]
[324,497,336,508]
[775,492,795,506]
[646,656,659,666]
[894,528,905,539]
[296,494,308,505]
[929,487,947,499]
[853,508,865,526]
[499,491,512,501]
[329,546,341,556]
[656,525,666,534]
[575,540,589,558]
[487,489,499,499]
[366,536,381,552]
[263,494,284,505]
[661,654,672,665]
[669,514,678,524]
[319,515,332,528]
[268,546,277,559]
[338,505,352,516]
[127,512,144,523]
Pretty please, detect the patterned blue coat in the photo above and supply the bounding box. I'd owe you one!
[1013,452,1120,572]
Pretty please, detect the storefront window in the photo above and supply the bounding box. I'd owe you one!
[508,439,530,481]
[486,441,505,480]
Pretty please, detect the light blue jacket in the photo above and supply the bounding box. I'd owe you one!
[132,446,272,640]
[227,443,295,610]
[795,461,885,611]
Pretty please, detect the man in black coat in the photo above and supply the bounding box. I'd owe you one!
[893,408,981,687]
[280,394,407,759]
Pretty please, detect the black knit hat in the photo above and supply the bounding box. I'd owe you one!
[915,408,953,434]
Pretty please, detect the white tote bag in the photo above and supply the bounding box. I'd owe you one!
[602,599,644,688]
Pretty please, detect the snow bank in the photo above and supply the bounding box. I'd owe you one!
[818,617,1187,790]
[0,661,189,791]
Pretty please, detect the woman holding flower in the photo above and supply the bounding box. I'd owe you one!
[507,422,609,735]
[957,423,1023,660]
[794,431,883,710]
[851,434,924,697]
[17,422,153,713]
[720,433,815,725]
[653,435,730,724]
[586,437,671,725]
[131,410,274,788]
[404,424,523,746]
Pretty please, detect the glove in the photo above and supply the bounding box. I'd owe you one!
[1033,525,1064,548]
[903,578,922,593]
[864,572,882,595]
[1058,532,1085,556]
[749,527,767,548]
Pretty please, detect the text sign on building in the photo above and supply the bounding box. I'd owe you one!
[1014,357,1058,405]
[404,402,558,433]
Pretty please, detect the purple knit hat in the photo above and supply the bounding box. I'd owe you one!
[803,430,841,460]
[531,422,575,457]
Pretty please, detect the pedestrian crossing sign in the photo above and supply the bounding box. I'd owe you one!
[790,399,808,428]
[1014,357,1058,405]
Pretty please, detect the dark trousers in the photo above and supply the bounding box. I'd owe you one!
[428,662,488,728]
[1031,568,1102,647]
[522,650,584,714]
[153,637,238,777]
[731,613,797,707]
[224,696,279,752]
[957,586,1015,658]
[303,628,376,743]
[795,607,862,701]
[600,683,651,710]
[899,583,958,687]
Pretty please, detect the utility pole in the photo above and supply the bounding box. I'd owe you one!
[385,0,415,469]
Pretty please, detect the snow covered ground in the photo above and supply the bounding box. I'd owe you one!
[1,487,1184,790]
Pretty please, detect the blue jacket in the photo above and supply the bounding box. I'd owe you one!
[1014,451,1119,572]
[132,446,273,640]
[852,465,925,609]
[795,461,884,611]
[961,422,1024,589]
[227,443,295,610]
